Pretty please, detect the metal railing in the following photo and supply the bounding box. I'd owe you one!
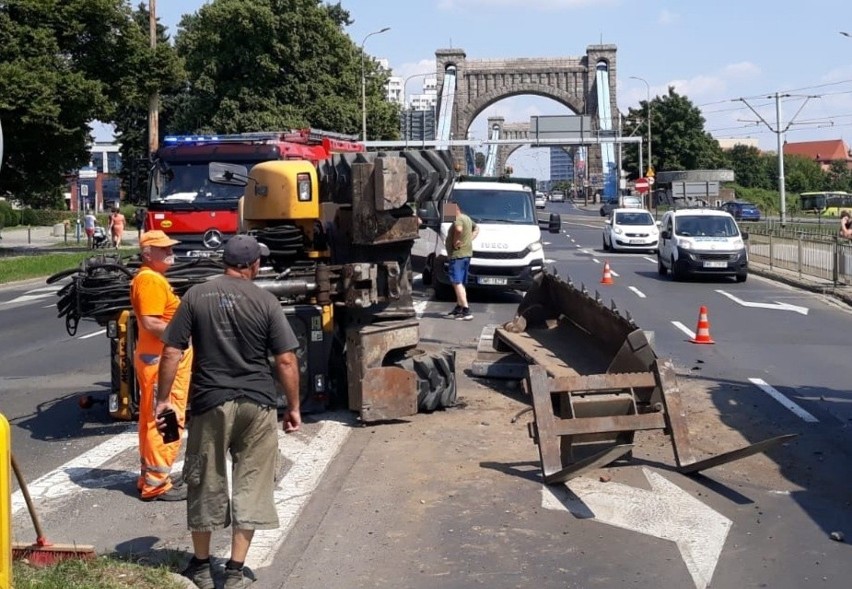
[745,225,852,285]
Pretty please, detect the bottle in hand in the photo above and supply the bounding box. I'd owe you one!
[159,409,180,443]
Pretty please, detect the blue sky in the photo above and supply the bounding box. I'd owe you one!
[148,0,852,179]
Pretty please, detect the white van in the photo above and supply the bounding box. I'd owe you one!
[657,208,748,282]
[422,179,560,299]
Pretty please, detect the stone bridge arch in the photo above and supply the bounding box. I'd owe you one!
[435,45,618,184]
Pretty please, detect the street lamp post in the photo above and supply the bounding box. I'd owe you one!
[360,27,391,142]
[630,76,652,179]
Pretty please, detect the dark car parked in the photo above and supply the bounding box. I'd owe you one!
[719,200,761,221]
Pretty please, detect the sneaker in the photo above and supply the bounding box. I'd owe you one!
[223,567,254,588]
[455,308,473,321]
[181,558,215,589]
[142,484,187,502]
[444,305,462,318]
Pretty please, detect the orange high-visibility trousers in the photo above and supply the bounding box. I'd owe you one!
[134,348,192,499]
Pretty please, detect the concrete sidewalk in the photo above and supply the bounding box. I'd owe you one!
[0,224,139,252]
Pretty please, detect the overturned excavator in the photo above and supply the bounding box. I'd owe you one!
[50,142,458,423]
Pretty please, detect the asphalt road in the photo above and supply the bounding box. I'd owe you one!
[3,207,852,589]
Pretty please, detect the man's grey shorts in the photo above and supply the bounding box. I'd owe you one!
[183,398,279,532]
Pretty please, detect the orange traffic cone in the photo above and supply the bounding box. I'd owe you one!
[690,305,715,344]
[600,261,614,285]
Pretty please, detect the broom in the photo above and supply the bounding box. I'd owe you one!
[10,452,96,566]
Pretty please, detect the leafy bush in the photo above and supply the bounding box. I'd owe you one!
[728,184,800,215]
[0,200,15,227]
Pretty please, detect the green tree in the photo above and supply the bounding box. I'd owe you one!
[782,154,825,194]
[0,0,169,207]
[724,144,773,189]
[170,0,399,139]
[0,1,107,204]
[826,159,852,192]
[110,3,186,203]
[622,87,725,177]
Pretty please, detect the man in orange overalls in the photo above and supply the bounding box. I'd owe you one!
[130,230,193,501]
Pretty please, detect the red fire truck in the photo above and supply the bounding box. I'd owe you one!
[146,128,364,256]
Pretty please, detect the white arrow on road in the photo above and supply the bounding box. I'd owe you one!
[716,289,808,315]
[542,468,731,589]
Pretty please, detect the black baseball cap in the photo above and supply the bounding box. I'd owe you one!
[223,235,268,268]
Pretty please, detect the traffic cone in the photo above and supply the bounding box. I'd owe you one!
[690,305,715,344]
[600,260,614,285]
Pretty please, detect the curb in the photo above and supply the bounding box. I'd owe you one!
[749,265,852,307]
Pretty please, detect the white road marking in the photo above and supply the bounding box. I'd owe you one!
[716,289,808,315]
[413,300,428,318]
[672,321,696,339]
[12,416,352,571]
[249,416,352,569]
[79,328,106,340]
[643,256,657,264]
[748,378,819,423]
[543,258,555,264]
[11,428,138,515]
[1,285,61,305]
[592,258,600,264]
[628,286,646,298]
[610,269,620,277]
[543,468,731,589]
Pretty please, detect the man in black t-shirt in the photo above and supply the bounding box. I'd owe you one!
[157,234,300,589]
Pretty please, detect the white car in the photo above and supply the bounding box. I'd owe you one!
[534,193,547,209]
[602,208,659,253]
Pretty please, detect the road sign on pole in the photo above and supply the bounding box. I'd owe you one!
[635,177,650,193]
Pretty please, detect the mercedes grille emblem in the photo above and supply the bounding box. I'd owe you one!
[202,229,223,249]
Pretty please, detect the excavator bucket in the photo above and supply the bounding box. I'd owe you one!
[491,271,796,483]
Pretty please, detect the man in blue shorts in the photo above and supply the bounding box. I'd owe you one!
[444,202,479,321]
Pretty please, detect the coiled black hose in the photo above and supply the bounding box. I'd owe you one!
[48,254,225,336]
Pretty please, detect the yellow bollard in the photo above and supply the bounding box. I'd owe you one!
[1,413,12,589]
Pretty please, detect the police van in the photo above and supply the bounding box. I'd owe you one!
[657,208,748,282]
[421,177,560,299]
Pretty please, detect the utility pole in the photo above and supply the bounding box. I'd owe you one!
[737,93,815,225]
[148,0,158,157]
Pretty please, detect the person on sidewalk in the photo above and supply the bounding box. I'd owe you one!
[108,207,126,248]
[156,235,301,589]
[840,210,852,239]
[443,202,478,321]
[130,230,193,502]
[134,207,146,240]
[83,211,97,249]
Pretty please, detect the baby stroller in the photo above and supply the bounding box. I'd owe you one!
[92,226,110,249]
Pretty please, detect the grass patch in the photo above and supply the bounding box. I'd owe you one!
[11,555,184,589]
[0,252,97,284]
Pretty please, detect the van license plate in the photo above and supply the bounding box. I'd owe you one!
[479,277,508,286]
[703,261,727,268]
